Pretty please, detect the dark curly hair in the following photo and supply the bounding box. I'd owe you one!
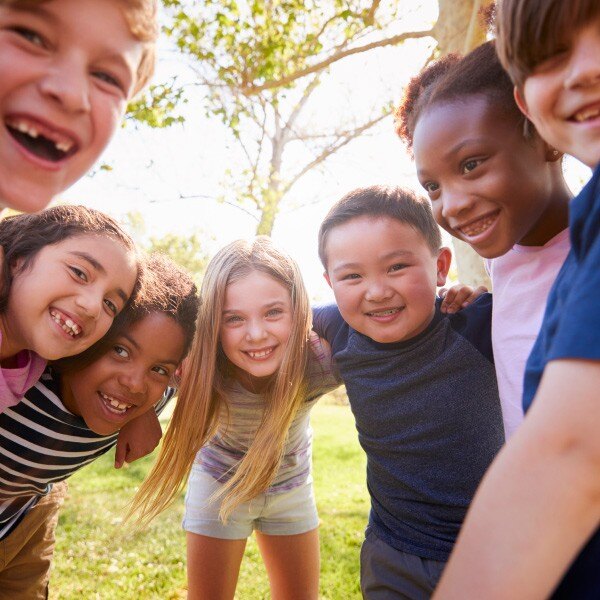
[0,205,139,313]
[55,252,199,372]
[395,40,527,153]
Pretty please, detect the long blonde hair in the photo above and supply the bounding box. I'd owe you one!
[130,237,312,526]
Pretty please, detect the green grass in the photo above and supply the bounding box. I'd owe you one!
[49,398,369,599]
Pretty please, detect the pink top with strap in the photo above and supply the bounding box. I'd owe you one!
[0,331,47,413]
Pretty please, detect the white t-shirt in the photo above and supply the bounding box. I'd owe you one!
[488,229,571,439]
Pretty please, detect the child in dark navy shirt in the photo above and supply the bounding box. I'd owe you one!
[314,185,504,599]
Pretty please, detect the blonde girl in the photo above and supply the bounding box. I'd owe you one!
[132,237,339,600]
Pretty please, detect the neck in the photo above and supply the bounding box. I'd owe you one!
[59,374,80,416]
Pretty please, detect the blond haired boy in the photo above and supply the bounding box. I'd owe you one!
[0,0,157,213]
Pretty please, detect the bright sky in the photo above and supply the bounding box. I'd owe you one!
[62,2,590,301]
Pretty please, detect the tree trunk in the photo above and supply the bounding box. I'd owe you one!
[433,0,493,288]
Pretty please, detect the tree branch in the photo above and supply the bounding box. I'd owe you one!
[240,29,433,96]
[282,108,392,195]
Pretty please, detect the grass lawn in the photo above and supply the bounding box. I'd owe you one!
[49,396,369,599]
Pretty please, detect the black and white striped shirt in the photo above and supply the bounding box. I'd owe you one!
[0,369,172,540]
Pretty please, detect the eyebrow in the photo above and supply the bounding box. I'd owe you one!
[69,251,129,303]
[332,250,414,274]
[223,300,286,313]
[119,334,180,366]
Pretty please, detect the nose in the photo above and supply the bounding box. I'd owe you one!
[365,278,393,303]
[245,319,267,342]
[117,367,147,395]
[564,26,600,89]
[38,55,91,113]
[74,288,103,320]
[440,186,474,222]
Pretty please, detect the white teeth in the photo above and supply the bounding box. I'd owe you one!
[574,107,600,122]
[50,310,81,337]
[15,121,39,138]
[100,392,132,413]
[247,348,273,359]
[7,118,74,150]
[460,214,496,237]
[55,140,73,152]
[367,308,401,317]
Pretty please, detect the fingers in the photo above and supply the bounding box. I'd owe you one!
[441,284,488,313]
[114,440,128,469]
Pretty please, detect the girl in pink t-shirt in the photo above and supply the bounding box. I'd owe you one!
[396,41,572,439]
[0,205,139,412]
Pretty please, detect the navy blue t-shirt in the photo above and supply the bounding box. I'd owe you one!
[314,296,504,561]
[523,165,600,599]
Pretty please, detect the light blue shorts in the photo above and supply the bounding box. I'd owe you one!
[183,466,319,540]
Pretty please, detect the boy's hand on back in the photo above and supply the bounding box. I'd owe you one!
[114,409,163,468]
[440,284,488,314]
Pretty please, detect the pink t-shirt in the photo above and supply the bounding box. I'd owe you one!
[0,331,47,413]
[487,229,571,440]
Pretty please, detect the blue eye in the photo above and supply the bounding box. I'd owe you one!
[266,308,283,317]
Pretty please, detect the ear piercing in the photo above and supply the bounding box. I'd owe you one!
[552,150,559,156]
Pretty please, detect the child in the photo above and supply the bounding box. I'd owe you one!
[131,237,339,600]
[0,204,139,413]
[0,0,157,213]
[0,253,198,598]
[395,40,572,440]
[313,185,505,598]
[433,1,600,597]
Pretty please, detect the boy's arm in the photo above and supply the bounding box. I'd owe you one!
[434,358,600,599]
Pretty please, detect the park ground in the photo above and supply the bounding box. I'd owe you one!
[50,396,369,599]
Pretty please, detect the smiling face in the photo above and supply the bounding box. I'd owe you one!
[324,216,450,344]
[412,95,569,258]
[516,17,600,169]
[0,0,144,212]
[219,270,293,392]
[2,234,137,362]
[61,312,185,435]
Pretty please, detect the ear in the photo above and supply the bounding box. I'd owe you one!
[323,271,333,289]
[514,86,530,119]
[436,247,452,287]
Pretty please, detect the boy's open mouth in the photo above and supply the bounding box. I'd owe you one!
[365,307,404,317]
[5,117,77,162]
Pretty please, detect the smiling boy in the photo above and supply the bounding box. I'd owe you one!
[313,186,504,598]
[0,0,157,213]
[433,1,600,598]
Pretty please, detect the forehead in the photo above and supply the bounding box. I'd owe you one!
[120,313,185,362]
[326,216,430,265]
[224,270,290,307]
[413,96,522,163]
